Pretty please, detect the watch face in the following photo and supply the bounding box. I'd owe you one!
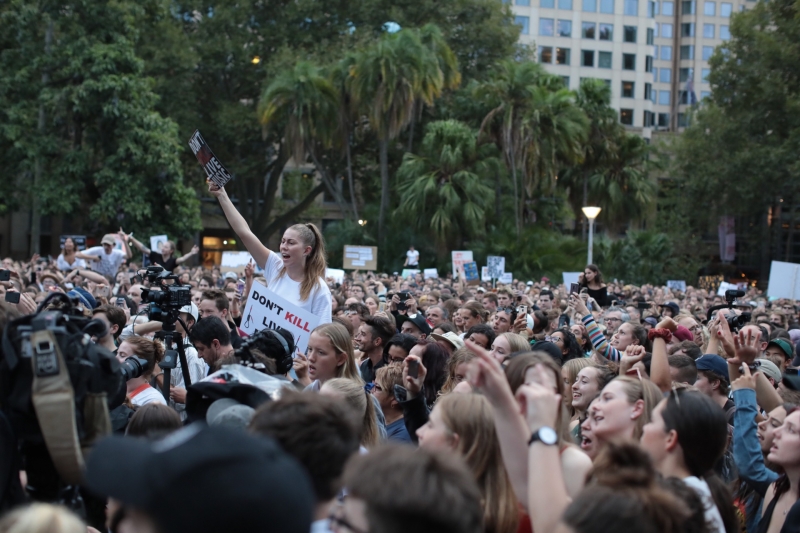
[539,427,558,445]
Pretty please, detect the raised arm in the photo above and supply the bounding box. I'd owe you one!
[175,245,200,265]
[569,294,620,362]
[207,181,271,267]
[118,229,132,260]
[649,317,677,393]
[124,232,151,254]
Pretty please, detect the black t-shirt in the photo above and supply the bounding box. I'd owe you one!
[148,251,177,272]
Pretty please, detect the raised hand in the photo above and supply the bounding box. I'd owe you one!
[733,326,761,365]
[731,363,756,391]
[515,382,562,432]
[207,179,227,199]
[656,316,677,331]
[464,338,516,408]
[403,355,427,399]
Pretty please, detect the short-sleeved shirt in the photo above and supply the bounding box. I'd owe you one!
[56,254,86,272]
[148,251,177,272]
[262,251,332,324]
[84,246,127,280]
[406,250,419,266]
[129,383,167,407]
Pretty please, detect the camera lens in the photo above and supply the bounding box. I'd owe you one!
[119,356,147,381]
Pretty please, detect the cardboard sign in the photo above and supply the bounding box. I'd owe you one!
[463,261,480,285]
[60,235,86,251]
[188,130,233,188]
[221,251,263,274]
[768,260,800,300]
[401,269,420,279]
[717,281,740,297]
[150,235,168,254]
[499,272,513,284]
[562,272,581,288]
[481,267,491,282]
[325,268,345,284]
[343,245,377,270]
[424,268,438,279]
[487,256,505,279]
[667,280,687,292]
[240,283,320,355]
[451,251,473,279]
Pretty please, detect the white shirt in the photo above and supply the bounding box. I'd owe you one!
[683,476,726,533]
[84,246,127,280]
[56,254,86,272]
[406,249,419,265]
[262,251,332,324]
[130,384,167,407]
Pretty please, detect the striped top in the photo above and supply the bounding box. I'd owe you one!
[581,314,621,362]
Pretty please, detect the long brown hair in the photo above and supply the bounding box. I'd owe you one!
[437,394,519,533]
[439,347,477,396]
[311,323,362,383]
[278,223,327,301]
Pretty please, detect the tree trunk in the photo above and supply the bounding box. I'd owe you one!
[786,194,797,262]
[346,134,358,220]
[407,101,418,154]
[378,137,389,247]
[30,20,54,255]
[581,170,589,240]
[509,148,520,237]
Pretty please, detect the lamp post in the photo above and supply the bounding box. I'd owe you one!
[581,206,601,265]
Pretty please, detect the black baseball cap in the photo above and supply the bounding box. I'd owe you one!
[84,424,314,533]
[397,313,433,336]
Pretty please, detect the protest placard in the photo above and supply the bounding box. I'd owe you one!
[325,268,345,284]
[188,130,233,188]
[240,283,320,355]
[60,235,86,251]
[667,280,687,292]
[401,269,420,279]
[767,260,800,300]
[717,281,740,297]
[481,267,491,282]
[150,235,168,254]
[487,256,505,279]
[562,272,581,288]
[221,251,263,274]
[343,245,378,270]
[463,261,480,285]
[451,251,473,279]
[499,272,513,284]
[424,268,438,279]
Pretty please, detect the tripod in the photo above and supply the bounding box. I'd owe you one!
[155,317,192,402]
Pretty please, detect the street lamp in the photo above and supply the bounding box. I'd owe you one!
[358,219,367,226]
[581,206,601,265]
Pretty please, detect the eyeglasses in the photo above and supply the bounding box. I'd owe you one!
[545,336,563,343]
[604,317,622,323]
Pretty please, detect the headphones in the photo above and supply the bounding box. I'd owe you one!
[237,328,294,375]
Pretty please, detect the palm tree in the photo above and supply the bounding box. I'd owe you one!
[349,29,443,246]
[473,60,550,236]
[329,54,360,219]
[258,61,349,216]
[395,119,497,253]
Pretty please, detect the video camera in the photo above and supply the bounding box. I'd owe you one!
[139,266,192,323]
[706,288,751,332]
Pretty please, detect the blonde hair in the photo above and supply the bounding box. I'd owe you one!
[278,223,327,301]
[436,394,519,533]
[498,332,530,354]
[311,322,362,383]
[439,347,477,396]
[0,504,85,533]
[375,362,404,395]
[610,376,662,440]
[562,358,595,416]
[323,378,380,448]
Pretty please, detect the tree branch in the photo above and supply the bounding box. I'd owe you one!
[260,182,326,240]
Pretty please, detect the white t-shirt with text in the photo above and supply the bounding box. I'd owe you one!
[262,251,332,324]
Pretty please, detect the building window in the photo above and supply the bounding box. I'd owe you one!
[720,25,730,39]
[582,50,595,66]
[622,81,635,97]
[678,113,690,127]
[701,90,711,100]
[620,109,634,125]
[662,1,674,14]
[562,76,571,86]
[516,16,531,34]
[681,23,695,37]
[622,53,636,70]
[624,0,638,14]
[583,0,598,10]
[583,22,596,38]
[540,46,554,63]
[660,68,671,83]
[703,23,715,38]
[599,51,613,68]
[599,23,613,40]
[661,45,672,60]
[682,0,695,13]
[645,82,653,100]
[704,1,715,14]
[558,20,573,36]
[540,18,555,35]
[658,113,669,127]
[679,68,691,82]
[679,45,693,59]
[556,47,571,64]
[644,110,654,127]
[721,2,732,16]
[702,46,714,60]
[624,26,637,42]
[542,0,556,7]
[679,90,689,104]
[516,0,531,5]
[600,0,614,13]
[702,68,710,81]
[647,27,654,44]
[646,55,653,72]
[559,0,573,8]
[661,23,673,38]
[658,90,670,105]
[649,1,657,16]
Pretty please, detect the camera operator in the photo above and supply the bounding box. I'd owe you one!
[189,316,234,374]
[91,304,126,353]
[117,336,166,407]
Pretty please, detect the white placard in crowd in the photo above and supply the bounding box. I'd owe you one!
[717,281,740,297]
[481,267,491,282]
[767,260,800,300]
[499,272,513,284]
[325,268,345,284]
[451,251,473,279]
[221,251,264,274]
[667,280,687,292]
[424,268,439,279]
[150,235,168,254]
[487,256,505,279]
[562,272,581,287]
[401,269,420,279]
[240,284,320,355]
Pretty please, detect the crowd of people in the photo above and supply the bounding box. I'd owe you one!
[0,184,799,533]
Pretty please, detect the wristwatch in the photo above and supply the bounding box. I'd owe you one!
[528,426,558,446]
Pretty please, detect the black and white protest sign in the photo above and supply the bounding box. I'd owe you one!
[188,130,233,188]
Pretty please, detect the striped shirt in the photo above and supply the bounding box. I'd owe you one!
[581,314,622,362]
